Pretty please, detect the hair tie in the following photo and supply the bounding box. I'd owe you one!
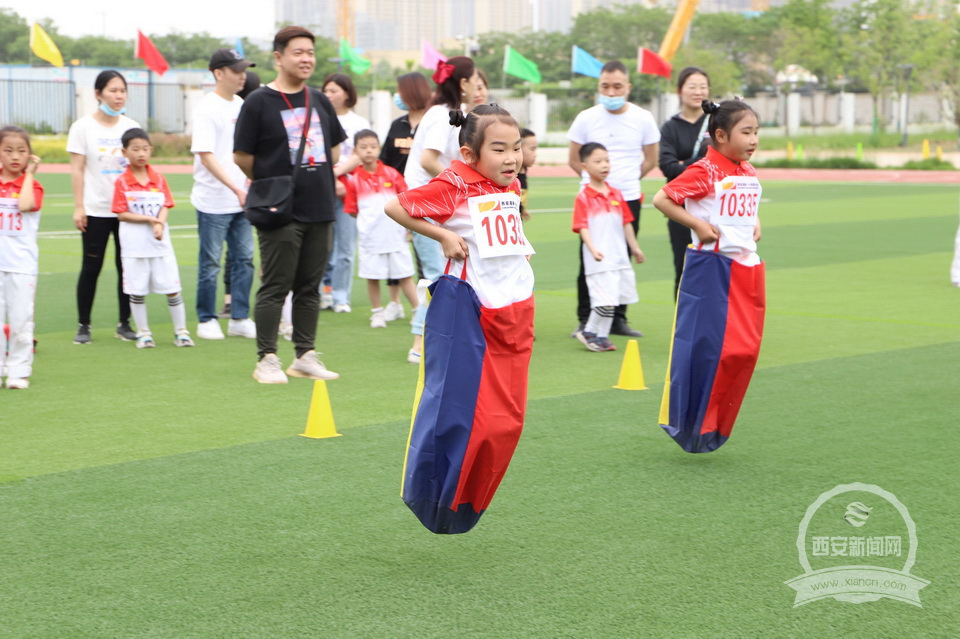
[449,109,467,127]
[432,61,456,85]
[701,99,720,115]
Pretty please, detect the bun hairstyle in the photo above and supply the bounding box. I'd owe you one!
[701,98,758,143]
[429,56,476,109]
[449,103,520,160]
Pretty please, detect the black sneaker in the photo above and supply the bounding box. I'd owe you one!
[116,321,137,341]
[610,320,643,337]
[569,322,586,338]
[74,323,92,344]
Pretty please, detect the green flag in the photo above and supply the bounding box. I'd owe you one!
[503,45,541,84]
[339,38,371,74]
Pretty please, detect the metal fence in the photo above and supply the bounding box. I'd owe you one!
[0,79,76,134]
[126,83,185,133]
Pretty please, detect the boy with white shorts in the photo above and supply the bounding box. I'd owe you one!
[342,129,420,331]
[111,128,193,348]
[571,142,645,352]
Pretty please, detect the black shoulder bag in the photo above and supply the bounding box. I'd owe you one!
[244,88,311,230]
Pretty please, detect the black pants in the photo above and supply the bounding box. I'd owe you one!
[668,219,690,300]
[255,220,333,359]
[76,216,130,326]
[577,199,641,324]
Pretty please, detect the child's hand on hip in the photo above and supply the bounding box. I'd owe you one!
[697,221,720,244]
[440,229,468,261]
[591,249,604,261]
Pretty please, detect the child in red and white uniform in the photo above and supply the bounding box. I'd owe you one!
[111,128,193,348]
[0,126,44,389]
[653,100,762,266]
[342,129,420,331]
[572,142,645,353]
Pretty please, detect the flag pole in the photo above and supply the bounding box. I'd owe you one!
[148,69,155,129]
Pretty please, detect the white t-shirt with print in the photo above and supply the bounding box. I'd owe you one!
[190,92,246,214]
[567,103,660,201]
[66,114,140,217]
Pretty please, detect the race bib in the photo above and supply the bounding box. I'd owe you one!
[710,176,762,227]
[126,191,165,218]
[468,193,535,258]
[0,197,23,236]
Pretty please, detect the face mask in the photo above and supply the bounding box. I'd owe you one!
[393,93,409,111]
[598,94,626,112]
[99,102,127,117]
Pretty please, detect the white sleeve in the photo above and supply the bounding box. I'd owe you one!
[642,111,662,145]
[421,110,452,154]
[567,111,588,145]
[190,103,216,154]
[66,118,87,155]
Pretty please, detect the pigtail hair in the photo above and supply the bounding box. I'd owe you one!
[449,109,468,127]
[701,100,720,115]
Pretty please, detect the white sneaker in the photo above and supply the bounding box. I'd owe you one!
[333,303,351,313]
[370,309,387,328]
[384,301,405,321]
[253,353,288,384]
[278,321,294,341]
[6,377,29,389]
[407,349,421,365]
[320,292,334,310]
[286,350,340,380]
[197,319,225,340]
[227,318,257,339]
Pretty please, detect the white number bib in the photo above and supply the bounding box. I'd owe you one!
[710,176,762,227]
[468,193,535,258]
[126,191,165,218]
[0,197,23,236]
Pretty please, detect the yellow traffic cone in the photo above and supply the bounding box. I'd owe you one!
[613,339,648,390]
[300,379,342,439]
[922,139,930,159]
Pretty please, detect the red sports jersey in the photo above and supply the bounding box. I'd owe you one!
[111,166,176,258]
[0,173,45,275]
[572,183,634,274]
[343,161,408,254]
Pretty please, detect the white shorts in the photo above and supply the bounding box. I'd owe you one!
[358,248,414,280]
[587,267,638,307]
[122,255,182,295]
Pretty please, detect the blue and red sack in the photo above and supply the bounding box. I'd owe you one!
[659,248,765,453]
[401,270,535,534]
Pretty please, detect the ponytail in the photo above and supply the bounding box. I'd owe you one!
[702,98,757,143]
[450,103,519,159]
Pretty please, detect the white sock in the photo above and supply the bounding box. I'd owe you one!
[167,294,187,333]
[130,296,150,335]
[585,307,615,338]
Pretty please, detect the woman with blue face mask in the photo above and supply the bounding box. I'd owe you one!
[380,72,432,175]
[66,70,142,344]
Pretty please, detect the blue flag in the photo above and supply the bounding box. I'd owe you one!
[571,45,603,78]
[234,37,245,58]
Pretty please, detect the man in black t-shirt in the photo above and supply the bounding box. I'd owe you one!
[234,25,347,384]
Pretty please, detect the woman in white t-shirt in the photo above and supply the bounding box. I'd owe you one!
[401,56,484,362]
[321,73,371,313]
[67,70,141,344]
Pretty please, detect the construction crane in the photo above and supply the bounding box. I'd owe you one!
[658,0,701,62]
[338,0,355,46]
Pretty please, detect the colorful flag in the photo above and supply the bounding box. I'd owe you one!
[571,45,602,78]
[136,30,169,75]
[420,39,447,72]
[659,248,766,453]
[234,37,245,59]
[503,45,541,84]
[30,23,63,68]
[401,272,535,534]
[339,38,371,74]
[638,47,672,79]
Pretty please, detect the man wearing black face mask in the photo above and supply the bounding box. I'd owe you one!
[567,60,660,339]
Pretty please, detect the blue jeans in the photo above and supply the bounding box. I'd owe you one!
[324,198,357,306]
[196,210,255,322]
[410,231,444,336]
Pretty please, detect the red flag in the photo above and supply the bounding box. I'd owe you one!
[136,30,169,75]
[637,47,671,79]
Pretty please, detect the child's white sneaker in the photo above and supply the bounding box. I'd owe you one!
[6,377,29,389]
[384,301,405,321]
[253,353,288,384]
[197,319,225,340]
[370,309,387,328]
[278,321,294,341]
[333,303,351,313]
[227,318,257,339]
[136,334,156,349]
[174,331,195,347]
[286,350,339,380]
[407,349,421,365]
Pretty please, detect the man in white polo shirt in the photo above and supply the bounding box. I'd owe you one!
[568,60,660,338]
[192,48,257,340]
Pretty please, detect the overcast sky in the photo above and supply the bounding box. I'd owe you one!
[3,1,276,42]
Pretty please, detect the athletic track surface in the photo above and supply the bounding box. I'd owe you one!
[38,163,960,184]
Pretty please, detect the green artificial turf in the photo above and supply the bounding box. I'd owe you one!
[1,172,958,637]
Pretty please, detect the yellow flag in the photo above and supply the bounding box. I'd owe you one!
[30,23,64,68]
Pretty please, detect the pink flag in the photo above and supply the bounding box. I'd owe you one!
[421,39,447,72]
[637,47,671,79]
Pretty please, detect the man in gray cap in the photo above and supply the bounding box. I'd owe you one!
[192,48,258,341]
